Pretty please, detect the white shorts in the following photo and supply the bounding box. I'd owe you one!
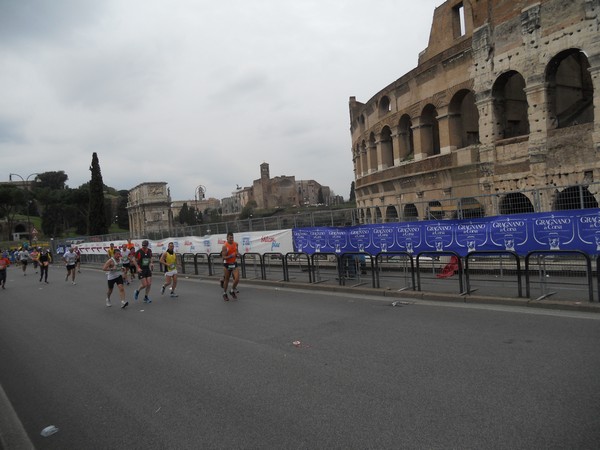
[165,269,178,277]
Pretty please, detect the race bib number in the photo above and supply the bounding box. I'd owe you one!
[227,264,236,270]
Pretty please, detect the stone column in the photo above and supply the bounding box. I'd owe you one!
[436,105,455,154]
[411,117,428,161]
[368,140,377,174]
[474,89,496,165]
[588,55,600,152]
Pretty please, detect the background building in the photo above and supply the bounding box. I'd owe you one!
[349,0,600,223]
[127,182,173,237]
[222,162,332,212]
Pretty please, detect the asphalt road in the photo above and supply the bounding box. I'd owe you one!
[1,266,600,449]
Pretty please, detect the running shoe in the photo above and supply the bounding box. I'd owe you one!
[222,292,229,301]
[161,285,166,295]
[170,292,178,298]
[134,289,139,301]
[106,298,112,307]
[143,296,152,303]
[229,290,237,299]
[121,300,129,309]
[72,282,77,285]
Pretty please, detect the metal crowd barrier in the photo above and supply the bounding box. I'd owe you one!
[81,250,599,302]
[375,252,415,291]
[415,251,464,294]
[464,251,522,297]
[525,250,593,302]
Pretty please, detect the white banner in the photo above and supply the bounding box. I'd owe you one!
[76,230,293,256]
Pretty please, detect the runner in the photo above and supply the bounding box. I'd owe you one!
[63,246,78,285]
[120,244,132,285]
[221,232,241,301]
[37,248,52,283]
[74,245,82,273]
[126,244,137,283]
[159,242,179,298]
[18,246,30,276]
[102,248,128,309]
[30,247,39,274]
[0,251,11,289]
[134,240,153,303]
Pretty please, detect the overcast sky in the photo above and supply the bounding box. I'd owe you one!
[1,0,442,202]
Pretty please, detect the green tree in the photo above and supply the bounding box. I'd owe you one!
[88,152,108,235]
[178,203,190,225]
[37,171,68,190]
[0,185,26,240]
[40,189,72,237]
[177,203,201,226]
[317,188,324,204]
[116,190,130,230]
[239,200,257,220]
[349,181,356,203]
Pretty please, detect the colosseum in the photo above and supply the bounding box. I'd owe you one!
[349,0,600,223]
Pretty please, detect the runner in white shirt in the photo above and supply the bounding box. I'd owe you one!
[102,248,128,309]
[63,247,78,285]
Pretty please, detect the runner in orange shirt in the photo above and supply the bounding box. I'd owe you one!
[221,232,241,301]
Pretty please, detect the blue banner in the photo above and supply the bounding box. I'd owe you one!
[292,209,600,257]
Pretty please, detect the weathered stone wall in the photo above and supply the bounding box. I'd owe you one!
[350,0,600,221]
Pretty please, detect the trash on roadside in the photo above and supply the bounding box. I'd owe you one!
[293,340,301,347]
[41,425,59,437]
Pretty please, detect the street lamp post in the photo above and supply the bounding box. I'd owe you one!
[195,185,206,224]
[9,173,39,245]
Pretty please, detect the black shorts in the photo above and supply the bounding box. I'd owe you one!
[108,275,124,289]
[138,268,152,279]
[66,264,76,271]
[223,262,238,271]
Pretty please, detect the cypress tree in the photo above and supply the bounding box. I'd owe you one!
[88,152,108,235]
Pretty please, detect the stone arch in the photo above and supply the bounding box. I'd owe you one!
[492,71,529,139]
[546,49,593,129]
[499,193,534,214]
[554,186,598,210]
[379,95,391,116]
[398,114,414,161]
[380,126,394,169]
[385,205,399,222]
[359,114,366,132]
[448,89,480,148]
[403,203,419,221]
[426,200,444,220]
[375,207,383,223]
[454,197,484,219]
[420,104,441,156]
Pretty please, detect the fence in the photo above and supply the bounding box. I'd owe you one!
[63,182,599,247]
[81,249,599,303]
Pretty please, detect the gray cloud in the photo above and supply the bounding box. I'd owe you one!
[1,0,442,201]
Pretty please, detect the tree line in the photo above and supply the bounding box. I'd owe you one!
[0,153,128,240]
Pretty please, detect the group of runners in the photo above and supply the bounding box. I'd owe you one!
[101,231,242,309]
[0,245,73,288]
[1,232,243,308]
